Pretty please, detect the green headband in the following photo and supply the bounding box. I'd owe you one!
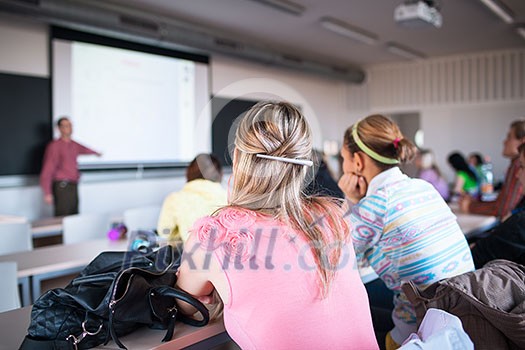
[352,122,400,165]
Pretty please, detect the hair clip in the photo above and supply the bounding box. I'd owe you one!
[256,154,313,167]
[393,137,401,149]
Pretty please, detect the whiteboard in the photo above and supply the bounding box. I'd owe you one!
[52,31,211,169]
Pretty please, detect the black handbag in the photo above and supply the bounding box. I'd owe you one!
[19,244,209,350]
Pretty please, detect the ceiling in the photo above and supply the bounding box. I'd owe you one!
[104,0,525,68]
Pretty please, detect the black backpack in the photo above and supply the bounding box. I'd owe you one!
[19,244,209,350]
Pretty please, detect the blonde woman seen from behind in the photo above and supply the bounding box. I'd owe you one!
[338,115,474,350]
[176,101,378,349]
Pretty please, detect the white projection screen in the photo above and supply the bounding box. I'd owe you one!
[52,27,211,169]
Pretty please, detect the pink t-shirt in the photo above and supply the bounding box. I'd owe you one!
[192,207,378,350]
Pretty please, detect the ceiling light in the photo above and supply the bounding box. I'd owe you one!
[517,26,525,40]
[386,43,425,60]
[479,0,514,24]
[320,17,378,45]
[246,0,305,16]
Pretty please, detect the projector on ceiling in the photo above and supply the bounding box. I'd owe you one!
[394,1,442,28]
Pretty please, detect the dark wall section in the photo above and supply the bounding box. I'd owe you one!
[211,97,259,166]
[0,72,51,175]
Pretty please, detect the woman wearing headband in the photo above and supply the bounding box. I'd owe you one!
[338,114,474,350]
[176,101,378,349]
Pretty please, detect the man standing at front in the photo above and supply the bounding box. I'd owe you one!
[40,117,100,216]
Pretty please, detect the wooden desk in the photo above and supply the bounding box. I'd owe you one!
[455,212,498,237]
[0,239,129,306]
[0,215,61,239]
[0,214,27,223]
[31,216,125,238]
[450,203,498,238]
[0,307,229,350]
[31,217,63,239]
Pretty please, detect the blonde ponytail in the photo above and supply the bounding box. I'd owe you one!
[228,101,348,297]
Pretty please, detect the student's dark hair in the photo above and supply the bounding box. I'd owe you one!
[511,120,525,140]
[469,153,484,167]
[447,152,477,181]
[186,153,223,182]
[343,114,417,171]
[519,142,525,156]
[56,117,69,127]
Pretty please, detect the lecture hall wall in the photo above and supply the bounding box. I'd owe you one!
[0,17,524,221]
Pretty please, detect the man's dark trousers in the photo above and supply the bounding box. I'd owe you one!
[52,181,79,216]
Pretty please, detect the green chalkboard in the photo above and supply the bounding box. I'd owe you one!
[0,72,51,175]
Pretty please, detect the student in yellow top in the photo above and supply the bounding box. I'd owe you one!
[157,153,227,242]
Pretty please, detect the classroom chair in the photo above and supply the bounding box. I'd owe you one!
[62,213,111,245]
[0,221,33,255]
[123,205,161,233]
[0,261,21,312]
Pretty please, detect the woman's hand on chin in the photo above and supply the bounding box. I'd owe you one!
[338,172,367,204]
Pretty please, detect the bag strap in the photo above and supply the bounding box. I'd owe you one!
[106,286,210,349]
[153,286,210,326]
[108,310,127,350]
[153,286,210,342]
[19,336,75,350]
[401,281,429,322]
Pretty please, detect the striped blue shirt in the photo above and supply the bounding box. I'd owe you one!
[350,167,474,340]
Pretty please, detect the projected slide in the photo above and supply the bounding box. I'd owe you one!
[53,36,210,168]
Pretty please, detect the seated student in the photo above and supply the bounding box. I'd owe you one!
[470,143,525,268]
[447,152,479,197]
[460,120,525,220]
[304,149,345,199]
[338,114,474,350]
[157,153,227,242]
[176,101,379,349]
[415,149,450,201]
[468,152,485,181]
